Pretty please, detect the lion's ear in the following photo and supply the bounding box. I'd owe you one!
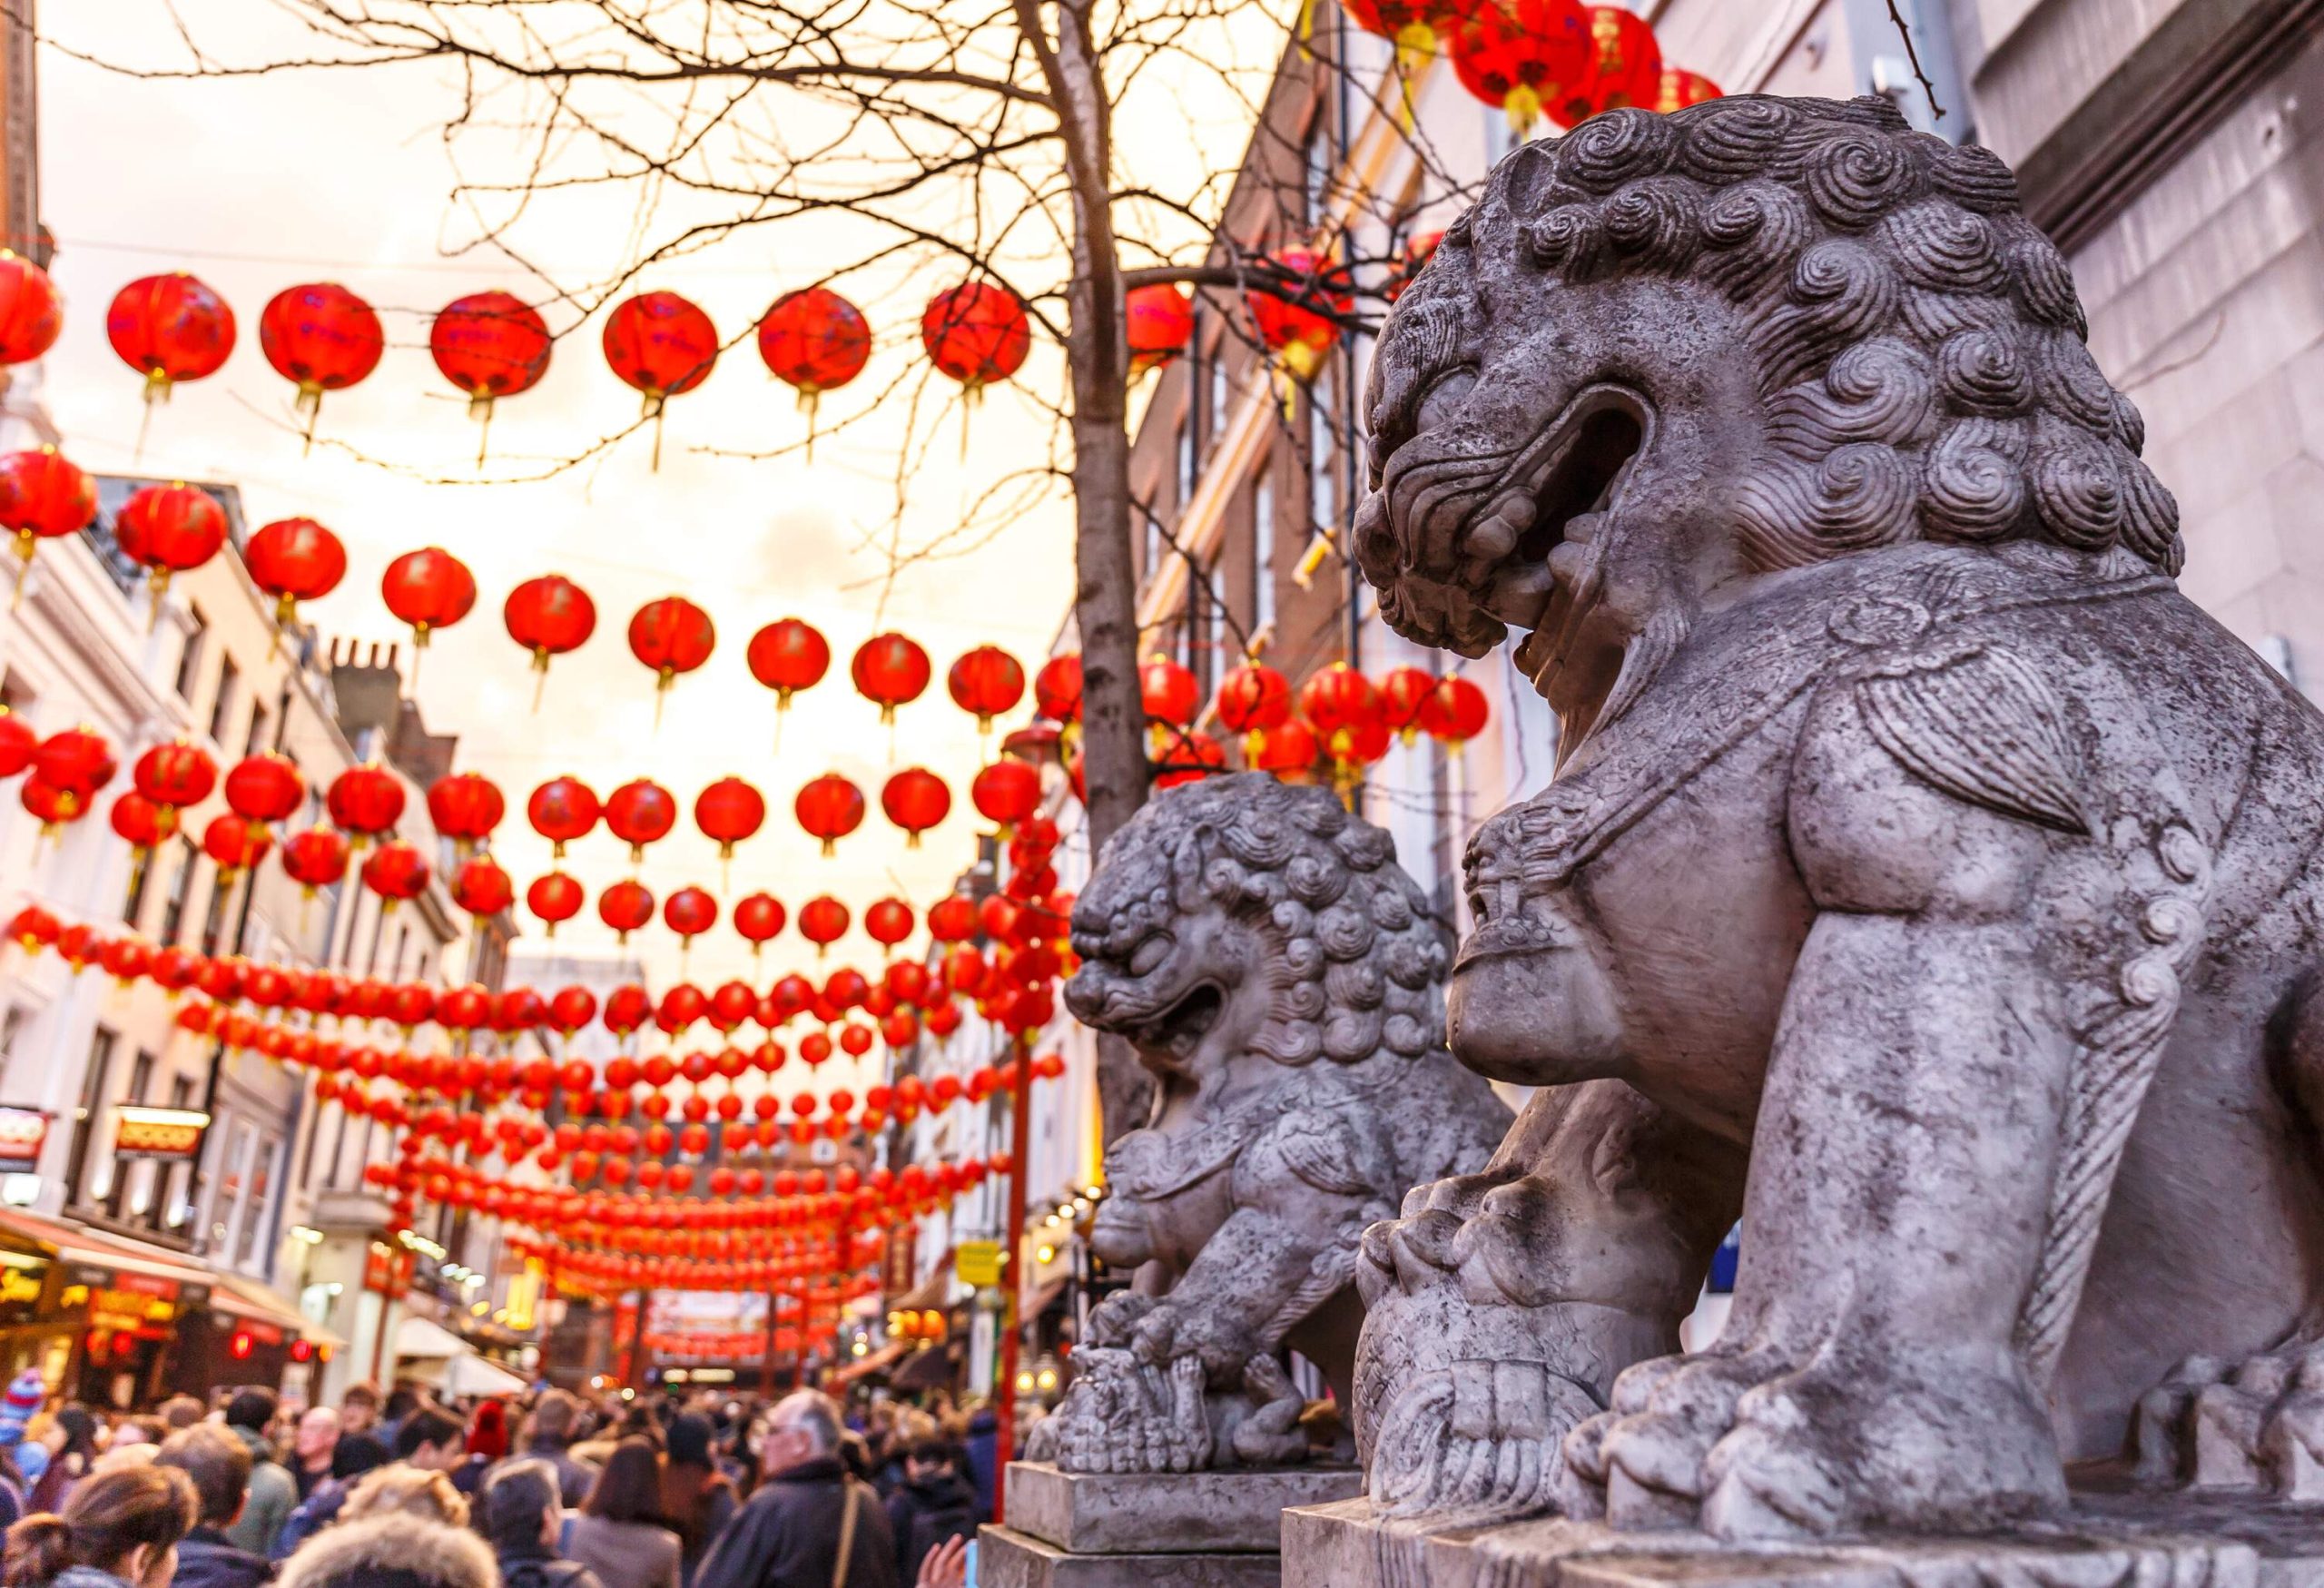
[1170,824,1215,912]
[1854,644,2097,837]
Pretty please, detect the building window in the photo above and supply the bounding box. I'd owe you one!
[64,1028,116,1208]
[154,1075,195,1232]
[159,838,196,944]
[1304,123,1331,228]
[206,656,240,745]
[1144,515,1163,588]
[1187,556,1216,704]
[200,867,235,958]
[122,848,153,928]
[243,699,269,758]
[172,607,208,699]
[1175,414,1196,511]
[103,1050,158,1220]
[1254,477,1277,637]
[1308,377,1338,532]
[1210,356,1229,440]
[237,1136,277,1270]
[0,1006,22,1097]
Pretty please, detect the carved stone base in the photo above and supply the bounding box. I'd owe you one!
[980,1463,1366,1588]
[1281,1484,2324,1588]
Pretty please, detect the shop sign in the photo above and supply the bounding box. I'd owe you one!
[956,1241,1002,1287]
[0,1108,49,1176]
[0,1254,47,1326]
[112,1106,209,1161]
[362,1243,414,1298]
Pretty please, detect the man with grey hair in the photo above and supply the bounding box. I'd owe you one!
[694,1392,898,1588]
[484,1457,605,1588]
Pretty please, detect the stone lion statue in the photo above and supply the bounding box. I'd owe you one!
[1039,772,1509,1472]
[1347,94,2324,1539]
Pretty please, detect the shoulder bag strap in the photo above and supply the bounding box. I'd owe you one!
[831,1478,861,1588]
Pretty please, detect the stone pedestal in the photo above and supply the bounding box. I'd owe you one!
[1282,1486,2324,1588]
[979,1462,1364,1588]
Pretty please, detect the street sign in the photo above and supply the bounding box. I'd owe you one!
[956,1240,1003,1287]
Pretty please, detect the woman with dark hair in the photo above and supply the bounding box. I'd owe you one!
[26,1410,98,1516]
[565,1439,679,1588]
[1,1462,197,1588]
[655,1414,736,1588]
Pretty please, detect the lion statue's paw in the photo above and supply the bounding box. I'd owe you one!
[2134,1340,2324,1498]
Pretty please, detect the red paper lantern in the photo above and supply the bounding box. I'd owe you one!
[757,287,871,428]
[1561,5,1662,125]
[0,448,95,571]
[259,282,385,443]
[1446,0,1589,134]
[527,775,599,859]
[629,596,716,697]
[132,740,215,826]
[746,618,830,719]
[202,813,271,881]
[921,283,1031,396]
[107,273,236,404]
[0,710,28,779]
[1378,666,1436,745]
[1253,718,1320,783]
[795,774,865,858]
[243,518,348,629]
[429,291,552,459]
[427,771,505,850]
[734,893,785,953]
[527,872,584,935]
[947,646,1025,733]
[1153,726,1227,790]
[1215,662,1292,762]
[928,894,977,943]
[881,768,950,848]
[603,291,718,467]
[851,633,931,724]
[113,482,228,600]
[452,856,515,919]
[1418,675,1490,747]
[112,790,168,851]
[1246,252,1352,382]
[1140,655,1200,729]
[864,898,915,949]
[1033,654,1083,724]
[1654,67,1723,113]
[605,778,676,862]
[798,896,849,956]
[664,886,719,942]
[225,751,304,835]
[694,776,766,861]
[34,727,118,814]
[1126,283,1194,376]
[19,778,82,830]
[361,841,431,907]
[381,547,478,648]
[505,574,596,700]
[970,760,1041,834]
[1341,0,1460,56]
[280,826,350,893]
[327,764,406,845]
[0,252,62,365]
[598,880,655,943]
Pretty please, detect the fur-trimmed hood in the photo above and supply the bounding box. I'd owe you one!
[275,1512,497,1588]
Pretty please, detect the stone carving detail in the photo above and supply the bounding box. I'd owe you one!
[1039,773,1509,1473]
[1344,93,2324,1541]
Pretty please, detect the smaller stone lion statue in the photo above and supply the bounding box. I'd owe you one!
[1034,773,1509,1473]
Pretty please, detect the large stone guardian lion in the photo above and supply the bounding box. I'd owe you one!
[1039,774,1509,1472]
[1348,94,2324,1539]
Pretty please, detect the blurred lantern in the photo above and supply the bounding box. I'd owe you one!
[605,778,677,863]
[1342,0,1462,79]
[281,827,350,893]
[602,291,718,468]
[864,898,914,949]
[225,751,303,839]
[1299,664,1388,800]
[1126,284,1194,376]
[1385,231,1444,305]
[33,728,117,818]
[628,596,715,711]
[202,813,271,883]
[1252,718,1320,783]
[970,760,1041,834]
[361,842,430,908]
[851,633,931,724]
[106,272,238,425]
[527,775,598,859]
[746,618,830,737]
[1033,654,1083,725]
[427,771,505,853]
[429,291,552,463]
[1139,655,1200,746]
[452,856,515,920]
[880,768,950,848]
[1656,65,1722,113]
[258,282,386,448]
[527,872,584,936]
[1418,674,1491,748]
[928,894,977,943]
[921,282,1031,400]
[243,518,347,633]
[947,646,1025,734]
[1378,666,1437,745]
[0,448,95,586]
[1215,662,1292,762]
[1560,5,1662,124]
[1246,252,1351,384]
[0,252,62,366]
[798,896,849,957]
[19,777,83,832]
[380,547,477,651]
[664,886,719,950]
[1153,726,1226,790]
[1445,0,1588,134]
[694,776,766,863]
[114,482,228,604]
[326,764,405,846]
[111,790,168,854]
[598,880,655,944]
[0,709,26,778]
[795,774,865,857]
[504,574,596,707]
[734,893,785,955]
[757,287,871,450]
[132,740,215,833]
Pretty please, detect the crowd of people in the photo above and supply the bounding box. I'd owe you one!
[0,1375,1008,1588]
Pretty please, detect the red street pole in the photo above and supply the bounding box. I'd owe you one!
[626,1287,651,1389]
[760,1282,781,1399]
[993,1036,1032,1526]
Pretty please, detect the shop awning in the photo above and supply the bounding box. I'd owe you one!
[0,1209,215,1293]
[891,1253,954,1313]
[442,1352,527,1398]
[892,1344,956,1393]
[393,1315,471,1360]
[209,1274,342,1350]
[831,1340,909,1384]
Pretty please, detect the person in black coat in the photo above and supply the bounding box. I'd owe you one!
[693,1392,897,1588]
[156,1425,278,1588]
[881,1443,975,1584]
[481,1458,604,1588]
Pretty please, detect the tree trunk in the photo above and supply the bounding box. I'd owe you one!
[1037,0,1157,1146]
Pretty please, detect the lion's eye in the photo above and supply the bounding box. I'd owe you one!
[1127,932,1175,977]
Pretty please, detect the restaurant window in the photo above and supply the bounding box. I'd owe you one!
[159,838,196,945]
[1253,476,1277,637]
[1144,516,1163,587]
[209,1116,256,1259]
[172,607,207,700]
[1309,375,1338,532]
[199,867,235,959]
[103,1050,157,1221]
[157,1076,195,1231]
[243,699,269,758]
[1210,355,1229,440]
[205,656,240,745]
[237,1136,277,1271]
[0,1006,22,1096]
[1176,414,1196,512]
[64,1028,116,1208]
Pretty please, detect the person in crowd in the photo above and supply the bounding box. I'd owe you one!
[448,1404,503,1501]
[0,1372,45,1533]
[338,1466,467,1531]
[219,1391,297,1558]
[0,1462,197,1588]
[268,1429,392,1562]
[511,1392,596,1509]
[289,1411,340,1504]
[564,1438,678,1588]
[693,1392,896,1588]
[480,1460,601,1588]
[376,1393,419,1454]
[389,1410,465,1482]
[101,1424,161,1458]
[28,1408,99,1516]
[330,1391,388,1481]
[881,1442,975,1585]
[155,1425,275,1588]
[868,1413,931,1501]
[273,1508,496,1588]
[957,1403,997,1524]
[85,1449,153,1481]
[912,1537,967,1588]
[657,1412,736,1588]
[157,1400,204,1435]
